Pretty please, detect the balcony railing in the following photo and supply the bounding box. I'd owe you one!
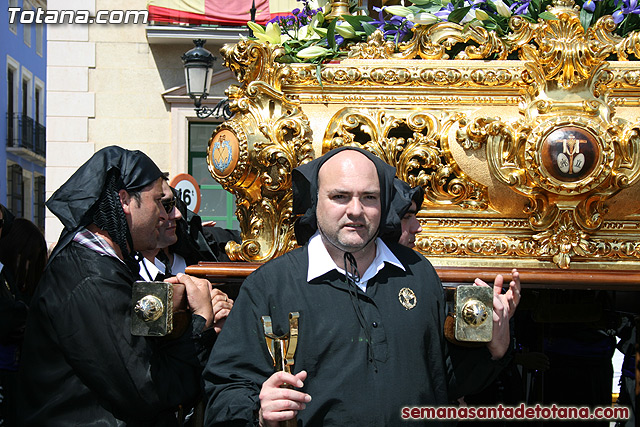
[35,122,46,156]
[6,113,46,158]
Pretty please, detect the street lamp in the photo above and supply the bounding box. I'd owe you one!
[182,39,231,119]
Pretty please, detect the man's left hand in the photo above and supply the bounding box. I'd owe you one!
[473,269,521,360]
[210,288,233,334]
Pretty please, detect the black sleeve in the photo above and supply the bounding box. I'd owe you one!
[446,331,515,400]
[51,273,217,422]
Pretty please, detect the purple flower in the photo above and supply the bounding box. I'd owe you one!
[371,6,388,31]
[582,0,596,12]
[613,0,640,23]
[621,0,640,14]
[511,0,530,14]
[434,3,454,20]
[613,9,624,22]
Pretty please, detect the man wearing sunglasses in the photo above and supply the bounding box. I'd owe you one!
[138,179,233,331]
[18,146,225,426]
[138,179,185,281]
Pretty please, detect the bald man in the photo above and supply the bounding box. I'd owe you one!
[204,147,521,427]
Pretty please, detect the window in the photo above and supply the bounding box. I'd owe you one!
[24,1,32,47]
[7,67,16,146]
[34,80,45,156]
[188,122,239,230]
[21,68,33,118]
[35,87,41,123]
[22,79,28,117]
[21,74,34,151]
[36,23,43,56]
[9,0,18,34]
[34,175,45,229]
[7,163,24,218]
[22,170,32,220]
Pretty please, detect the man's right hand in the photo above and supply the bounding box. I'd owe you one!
[165,273,215,328]
[259,370,311,427]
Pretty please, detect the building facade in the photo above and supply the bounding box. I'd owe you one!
[1,0,47,229]
[45,0,296,245]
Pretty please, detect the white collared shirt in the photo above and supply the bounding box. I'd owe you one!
[307,232,405,292]
[138,253,187,281]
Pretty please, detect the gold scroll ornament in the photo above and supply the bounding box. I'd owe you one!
[261,312,300,427]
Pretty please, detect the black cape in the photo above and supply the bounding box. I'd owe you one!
[17,241,216,426]
[169,189,241,264]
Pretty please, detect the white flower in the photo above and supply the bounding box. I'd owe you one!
[460,8,477,24]
[475,9,490,20]
[314,27,328,37]
[335,22,356,38]
[296,45,331,59]
[385,6,413,17]
[407,12,438,25]
[493,0,512,17]
[247,21,282,44]
[307,0,328,9]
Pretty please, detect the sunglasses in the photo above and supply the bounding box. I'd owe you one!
[0,218,3,228]
[161,197,176,214]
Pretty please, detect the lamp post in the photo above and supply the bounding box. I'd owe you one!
[182,39,231,119]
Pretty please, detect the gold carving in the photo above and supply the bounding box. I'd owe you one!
[347,0,640,65]
[517,12,611,89]
[322,109,489,210]
[211,42,315,262]
[209,2,640,271]
[347,30,396,59]
[532,211,594,269]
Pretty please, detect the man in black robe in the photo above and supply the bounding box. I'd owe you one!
[203,147,521,426]
[17,146,227,426]
[394,178,424,248]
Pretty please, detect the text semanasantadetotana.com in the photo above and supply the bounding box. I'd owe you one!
[8,8,148,25]
[401,404,630,421]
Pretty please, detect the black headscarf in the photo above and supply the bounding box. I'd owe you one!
[47,146,163,264]
[393,178,425,218]
[292,146,410,246]
[293,147,411,371]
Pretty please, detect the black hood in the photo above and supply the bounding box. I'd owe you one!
[393,178,425,218]
[47,146,163,231]
[46,146,163,264]
[292,146,410,246]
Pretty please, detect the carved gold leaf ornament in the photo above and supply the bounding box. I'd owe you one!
[532,211,594,268]
[209,0,640,270]
[211,41,315,262]
[347,30,396,60]
[323,109,490,210]
[519,12,612,89]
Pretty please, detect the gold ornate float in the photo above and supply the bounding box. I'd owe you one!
[206,0,640,273]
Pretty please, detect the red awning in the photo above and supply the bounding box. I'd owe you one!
[148,0,273,26]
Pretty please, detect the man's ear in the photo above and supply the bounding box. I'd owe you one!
[119,189,132,214]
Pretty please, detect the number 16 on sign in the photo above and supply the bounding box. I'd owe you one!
[169,173,202,214]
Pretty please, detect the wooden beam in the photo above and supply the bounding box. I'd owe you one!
[185,262,640,291]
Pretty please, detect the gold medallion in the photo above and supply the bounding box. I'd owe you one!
[208,129,239,178]
[398,287,417,310]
